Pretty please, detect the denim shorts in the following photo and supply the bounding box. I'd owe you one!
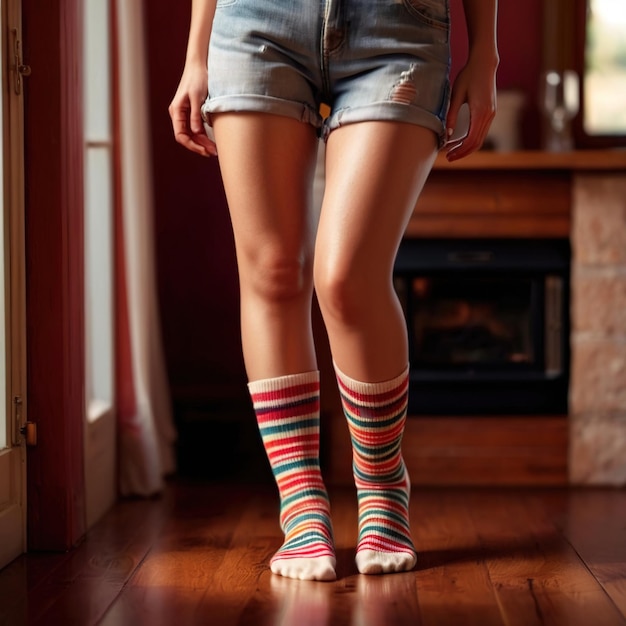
[202,0,451,145]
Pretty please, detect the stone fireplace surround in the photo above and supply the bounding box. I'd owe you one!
[321,150,626,487]
[570,173,626,485]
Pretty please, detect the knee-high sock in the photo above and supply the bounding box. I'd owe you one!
[249,371,336,579]
[335,365,416,573]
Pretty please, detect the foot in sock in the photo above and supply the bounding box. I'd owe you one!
[354,464,416,574]
[269,495,336,581]
[249,371,336,581]
[336,364,417,575]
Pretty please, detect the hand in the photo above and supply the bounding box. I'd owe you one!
[445,53,498,162]
[169,63,217,157]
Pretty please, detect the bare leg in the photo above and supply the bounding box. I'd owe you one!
[213,113,336,581]
[314,121,438,574]
[314,121,438,381]
[213,113,319,380]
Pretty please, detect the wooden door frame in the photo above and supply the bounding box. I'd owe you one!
[22,0,86,550]
[0,0,28,569]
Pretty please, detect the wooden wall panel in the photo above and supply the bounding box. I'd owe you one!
[406,170,572,239]
[23,0,86,550]
[326,415,569,487]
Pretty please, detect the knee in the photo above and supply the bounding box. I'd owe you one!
[314,264,363,327]
[243,249,311,304]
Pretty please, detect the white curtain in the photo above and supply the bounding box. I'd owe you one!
[116,0,176,496]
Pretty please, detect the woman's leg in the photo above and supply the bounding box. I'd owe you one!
[213,113,319,381]
[314,121,437,381]
[314,121,438,574]
[213,113,336,581]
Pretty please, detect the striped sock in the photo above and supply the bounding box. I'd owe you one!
[335,364,416,575]
[249,371,336,581]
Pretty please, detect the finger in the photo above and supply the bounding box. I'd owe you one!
[446,108,494,161]
[170,102,216,157]
[178,132,217,157]
[445,128,481,161]
[445,130,479,161]
[169,98,190,139]
[189,96,205,136]
[446,82,467,136]
[172,121,214,157]
[192,131,218,157]
[445,89,466,141]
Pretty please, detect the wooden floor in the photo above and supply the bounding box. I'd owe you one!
[1,480,625,626]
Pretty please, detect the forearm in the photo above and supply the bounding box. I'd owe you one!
[445,0,498,160]
[169,0,217,156]
[461,0,499,65]
[185,0,218,66]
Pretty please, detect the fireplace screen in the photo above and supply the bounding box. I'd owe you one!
[401,277,534,369]
[393,239,569,415]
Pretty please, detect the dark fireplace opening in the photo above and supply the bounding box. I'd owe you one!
[394,238,570,415]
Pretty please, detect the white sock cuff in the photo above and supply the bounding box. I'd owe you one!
[248,370,319,395]
[333,362,409,396]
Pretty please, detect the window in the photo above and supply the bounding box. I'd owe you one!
[583,0,626,136]
[83,0,113,422]
[544,0,626,148]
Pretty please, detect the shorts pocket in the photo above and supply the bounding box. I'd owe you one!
[402,0,449,30]
[216,0,237,7]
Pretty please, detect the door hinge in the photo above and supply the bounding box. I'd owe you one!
[20,422,37,446]
[10,28,32,95]
[14,396,36,446]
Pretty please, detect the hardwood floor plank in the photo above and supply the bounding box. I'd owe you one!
[0,552,70,625]
[467,490,626,626]
[109,492,250,619]
[411,490,505,626]
[255,576,333,626]
[527,491,626,626]
[2,482,626,626]
[99,585,213,625]
[466,491,567,626]
[546,489,626,619]
[196,492,281,625]
[351,572,422,626]
[31,580,124,626]
[0,494,168,626]
[100,483,274,626]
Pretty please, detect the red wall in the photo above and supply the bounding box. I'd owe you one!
[145,1,545,412]
[145,3,247,405]
[450,0,544,148]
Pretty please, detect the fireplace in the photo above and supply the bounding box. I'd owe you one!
[394,238,570,415]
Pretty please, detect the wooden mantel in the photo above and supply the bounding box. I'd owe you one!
[406,150,626,240]
[325,150,626,488]
[432,149,626,171]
